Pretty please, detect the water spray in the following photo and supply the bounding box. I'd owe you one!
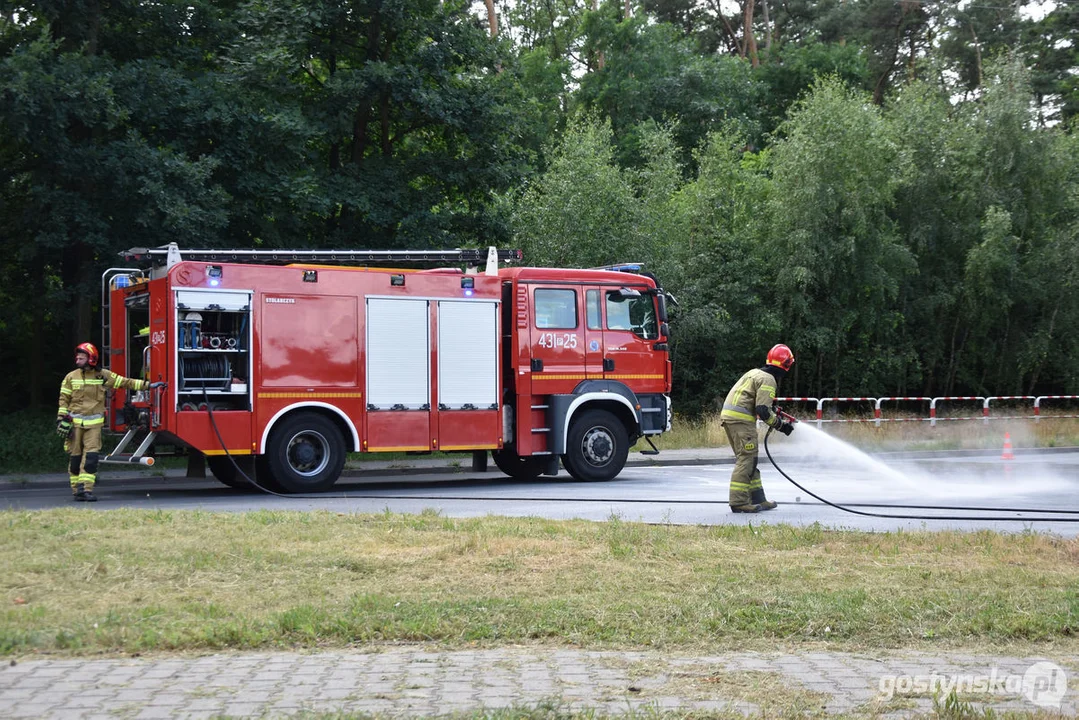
[763,411,1079,523]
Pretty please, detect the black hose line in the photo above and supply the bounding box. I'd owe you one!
[204,386,394,501]
[763,428,1079,523]
[204,397,1079,521]
[203,386,296,498]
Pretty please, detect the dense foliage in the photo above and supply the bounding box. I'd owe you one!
[3,0,1077,415]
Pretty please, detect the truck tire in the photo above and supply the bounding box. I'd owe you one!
[491,447,546,479]
[562,409,629,482]
[265,412,345,493]
[207,455,253,489]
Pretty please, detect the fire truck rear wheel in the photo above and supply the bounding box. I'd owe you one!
[266,412,346,493]
[207,455,254,489]
[563,409,629,482]
[491,447,546,479]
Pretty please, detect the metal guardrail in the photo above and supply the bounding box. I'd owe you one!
[776,395,1079,429]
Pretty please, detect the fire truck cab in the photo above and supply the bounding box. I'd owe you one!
[101,245,672,492]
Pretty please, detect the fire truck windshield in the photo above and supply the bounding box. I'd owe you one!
[606,291,658,340]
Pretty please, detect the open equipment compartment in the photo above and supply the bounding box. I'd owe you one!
[175,289,252,411]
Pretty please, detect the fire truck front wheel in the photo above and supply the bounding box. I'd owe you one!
[563,409,629,482]
[265,412,346,493]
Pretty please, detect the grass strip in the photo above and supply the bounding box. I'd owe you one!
[2,509,1078,657]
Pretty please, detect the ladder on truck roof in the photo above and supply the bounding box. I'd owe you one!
[100,244,521,452]
[121,243,521,275]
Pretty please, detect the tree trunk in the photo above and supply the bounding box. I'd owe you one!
[59,242,91,348]
[54,0,101,54]
[872,14,905,105]
[76,267,94,351]
[742,0,759,67]
[970,25,983,88]
[761,0,772,53]
[28,255,46,410]
[995,315,1011,392]
[816,351,824,400]
[325,38,342,232]
[716,6,742,56]
[351,107,369,165]
[483,0,498,37]
[908,27,916,79]
[380,93,392,156]
[328,47,339,172]
[592,0,605,71]
[945,313,962,396]
[1027,301,1060,393]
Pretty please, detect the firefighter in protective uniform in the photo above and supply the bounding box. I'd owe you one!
[719,344,796,513]
[57,343,165,501]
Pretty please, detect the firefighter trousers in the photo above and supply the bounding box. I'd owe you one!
[64,425,102,492]
[722,421,766,507]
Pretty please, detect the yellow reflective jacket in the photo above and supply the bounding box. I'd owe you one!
[719,367,782,428]
[57,368,148,427]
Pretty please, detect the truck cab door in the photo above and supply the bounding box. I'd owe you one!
[601,287,667,394]
[584,289,605,379]
[527,286,585,396]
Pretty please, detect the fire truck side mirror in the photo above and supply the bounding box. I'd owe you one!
[660,321,670,339]
[656,294,668,322]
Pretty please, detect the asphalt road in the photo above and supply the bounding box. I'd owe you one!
[3,446,1079,535]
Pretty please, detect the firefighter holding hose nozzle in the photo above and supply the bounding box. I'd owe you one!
[719,344,796,513]
[57,343,165,502]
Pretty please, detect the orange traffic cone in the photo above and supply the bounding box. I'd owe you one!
[1001,432,1015,461]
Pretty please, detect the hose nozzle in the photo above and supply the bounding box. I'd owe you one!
[775,406,799,424]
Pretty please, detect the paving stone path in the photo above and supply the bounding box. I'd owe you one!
[1,648,1075,718]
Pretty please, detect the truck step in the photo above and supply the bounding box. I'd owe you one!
[102,453,155,466]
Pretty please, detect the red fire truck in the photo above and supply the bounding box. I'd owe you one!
[101,245,672,492]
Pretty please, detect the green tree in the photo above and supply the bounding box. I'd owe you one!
[1026,4,1079,123]
[228,0,527,249]
[504,114,644,268]
[767,77,914,396]
[756,41,869,134]
[662,127,777,411]
[953,59,1079,393]
[0,2,232,408]
[574,19,764,168]
[884,79,976,395]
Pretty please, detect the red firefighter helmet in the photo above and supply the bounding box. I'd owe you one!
[766,343,795,371]
[75,342,99,367]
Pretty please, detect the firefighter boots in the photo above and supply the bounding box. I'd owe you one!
[72,484,98,502]
[751,489,778,511]
[730,503,762,513]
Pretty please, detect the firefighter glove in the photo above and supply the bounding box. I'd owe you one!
[149,381,166,390]
[56,416,73,438]
[777,421,794,436]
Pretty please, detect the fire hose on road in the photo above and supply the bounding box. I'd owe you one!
[205,389,1079,523]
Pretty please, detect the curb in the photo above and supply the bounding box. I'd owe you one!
[5,446,1075,491]
[2,453,732,491]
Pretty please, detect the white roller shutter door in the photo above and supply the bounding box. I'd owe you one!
[438,300,498,409]
[176,290,251,311]
[366,298,429,409]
